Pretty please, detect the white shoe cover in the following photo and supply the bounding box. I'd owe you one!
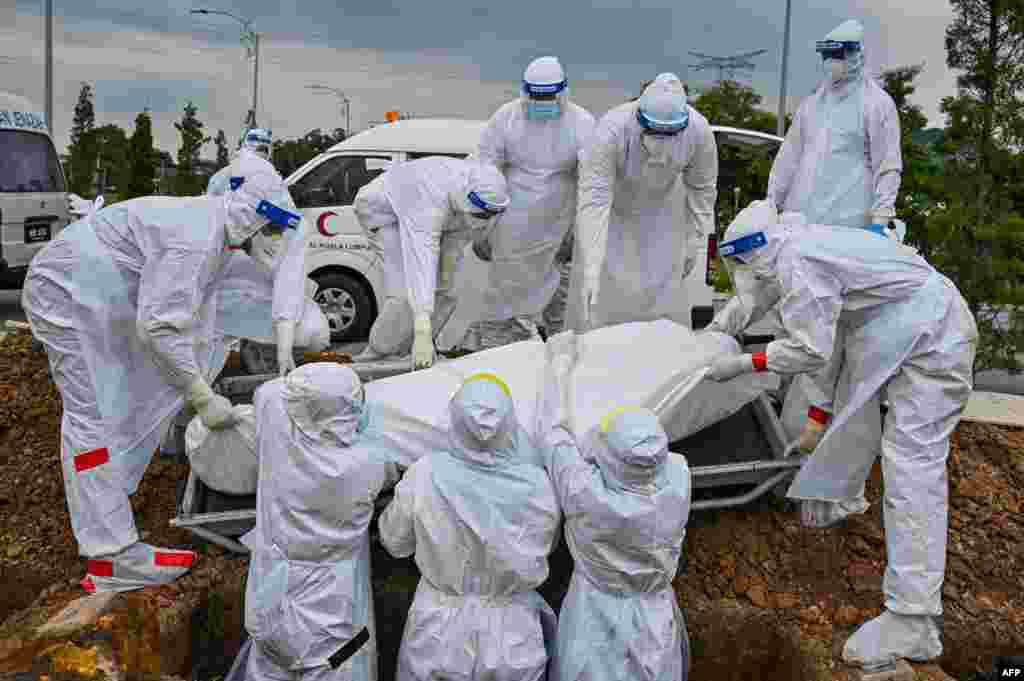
[82,542,196,593]
[842,611,942,666]
[801,495,870,529]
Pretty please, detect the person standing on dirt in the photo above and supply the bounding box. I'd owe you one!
[536,330,693,681]
[21,165,303,592]
[378,372,561,681]
[705,200,977,667]
[351,157,510,370]
[239,363,399,681]
[460,55,595,348]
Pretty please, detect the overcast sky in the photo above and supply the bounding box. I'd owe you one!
[2,0,957,159]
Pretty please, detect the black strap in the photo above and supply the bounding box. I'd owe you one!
[327,627,370,669]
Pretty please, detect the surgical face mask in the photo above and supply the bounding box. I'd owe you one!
[824,58,848,84]
[526,99,561,121]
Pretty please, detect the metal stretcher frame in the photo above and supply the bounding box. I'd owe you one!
[172,362,807,553]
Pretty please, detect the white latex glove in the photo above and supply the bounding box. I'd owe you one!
[186,378,236,430]
[439,250,460,292]
[681,235,702,279]
[68,193,92,217]
[546,330,579,374]
[275,321,297,377]
[412,313,434,370]
[707,353,755,382]
[797,415,829,454]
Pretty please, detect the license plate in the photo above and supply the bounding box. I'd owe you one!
[25,222,52,244]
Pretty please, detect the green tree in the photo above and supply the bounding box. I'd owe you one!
[692,80,778,134]
[122,110,158,200]
[925,0,1024,375]
[173,101,212,196]
[92,124,130,197]
[66,83,98,196]
[271,128,346,177]
[214,129,230,168]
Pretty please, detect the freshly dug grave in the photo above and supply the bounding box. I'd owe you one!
[2,326,1022,680]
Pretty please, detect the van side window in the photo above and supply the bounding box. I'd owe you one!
[405,152,468,161]
[0,130,66,193]
[290,155,392,209]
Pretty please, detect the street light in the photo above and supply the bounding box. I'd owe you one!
[777,0,793,137]
[307,84,351,137]
[191,7,260,128]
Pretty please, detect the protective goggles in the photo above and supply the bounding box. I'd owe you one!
[256,199,301,230]
[718,231,767,260]
[815,40,861,61]
[245,129,272,145]
[636,106,689,136]
[467,190,509,218]
[522,79,567,98]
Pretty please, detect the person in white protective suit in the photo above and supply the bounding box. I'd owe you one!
[704,200,977,667]
[537,330,692,681]
[567,73,718,332]
[21,168,303,593]
[207,146,330,377]
[240,363,399,681]
[758,19,904,523]
[207,128,274,196]
[378,373,561,681]
[352,157,510,369]
[461,56,595,347]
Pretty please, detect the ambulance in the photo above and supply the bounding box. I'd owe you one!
[0,92,70,287]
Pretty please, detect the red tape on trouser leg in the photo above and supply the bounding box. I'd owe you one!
[74,447,110,472]
[154,552,195,568]
[87,559,114,577]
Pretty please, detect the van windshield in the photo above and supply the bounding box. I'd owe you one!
[0,130,66,193]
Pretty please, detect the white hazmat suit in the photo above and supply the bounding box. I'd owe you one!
[756,20,904,528]
[208,148,327,376]
[538,332,692,681]
[379,374,561,681]
[706,201,977,666]
[465,56,595,345]
[352,157,509,369]
[241,363,400,681]
[569,75,718,331]
[22,169,300,592]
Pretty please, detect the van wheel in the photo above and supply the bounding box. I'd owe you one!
[313,271,374,342]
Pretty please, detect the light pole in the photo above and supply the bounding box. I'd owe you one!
[777,0,792,137]
[191,8,259,128]
[307,84,351,136]
[45,0,53,135]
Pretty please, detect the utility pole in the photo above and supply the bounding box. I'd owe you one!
[251,31,259,127]
[45,0,53,135]
[777,0,793,137]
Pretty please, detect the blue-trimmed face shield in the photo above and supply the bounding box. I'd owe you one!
[636,106,689,136]
[256,198,301,234]
[467,190,510,220]
[229,176,245,191]
[523,79,567,121]
[815,40,861,62]
[718,231,768,264]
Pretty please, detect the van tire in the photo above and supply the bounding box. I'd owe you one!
[312,271,374,342]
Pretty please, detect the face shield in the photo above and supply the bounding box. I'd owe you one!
[593,407,668,492]
[815,40,863,84]
[464,189,510,232]
[521,56,567,121]
[240,128,273,160]
[636,85,689,168]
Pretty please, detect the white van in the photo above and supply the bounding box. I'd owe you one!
[286,118,782,341]
[0,92,70,288]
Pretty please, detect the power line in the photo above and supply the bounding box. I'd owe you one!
[689,49,768,84]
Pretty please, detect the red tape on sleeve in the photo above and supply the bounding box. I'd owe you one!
[87,559,114,577]
[155,551,195,568]
[74,447,110,472]
[807,406,831,425]
[751,352,768,372]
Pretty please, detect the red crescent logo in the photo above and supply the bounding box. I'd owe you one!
[317,211,339,237]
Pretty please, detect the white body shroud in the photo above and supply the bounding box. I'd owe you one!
[365,320,774,469]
